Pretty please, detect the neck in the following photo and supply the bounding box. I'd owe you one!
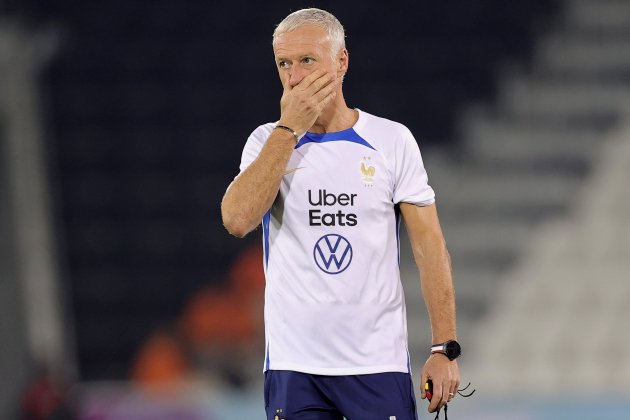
[309,93,358,134]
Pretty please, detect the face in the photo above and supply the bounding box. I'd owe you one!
[273,25,348,89]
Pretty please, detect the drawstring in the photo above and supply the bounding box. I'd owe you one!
[427,382,476,419]
[432,402,446,420]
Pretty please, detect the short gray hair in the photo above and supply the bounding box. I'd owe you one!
[273,8,346,59]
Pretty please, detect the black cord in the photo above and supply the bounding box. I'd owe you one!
[429,382,475,419]
[432,403,447,420]
[457,382,476,398]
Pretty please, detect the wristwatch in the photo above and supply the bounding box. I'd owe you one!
[430,340,461,361]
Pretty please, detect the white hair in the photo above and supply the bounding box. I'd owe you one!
[273,8,346,59]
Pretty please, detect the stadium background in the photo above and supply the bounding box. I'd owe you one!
[1,0,630,418]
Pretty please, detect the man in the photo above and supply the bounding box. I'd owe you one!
[221,8,460,419]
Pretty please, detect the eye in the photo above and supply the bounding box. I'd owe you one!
[302,57,314,65]
[278,60,289,69]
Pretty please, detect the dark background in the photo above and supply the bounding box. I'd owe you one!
[4,0,558,380]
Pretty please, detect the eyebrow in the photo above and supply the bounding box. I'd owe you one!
[275,53,317,62]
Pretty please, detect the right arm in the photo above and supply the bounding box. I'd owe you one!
[221,69,337,237]
[221,129,297,238]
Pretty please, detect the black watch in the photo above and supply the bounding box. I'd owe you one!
[430,340,461,361]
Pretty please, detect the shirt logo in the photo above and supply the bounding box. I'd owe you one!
[360,156,375,186]
[313,234,353,274]
[284,166,305,175]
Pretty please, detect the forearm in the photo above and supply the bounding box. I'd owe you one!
[221,130,296,237]
[223,69,338,237]
[415,232,457,344]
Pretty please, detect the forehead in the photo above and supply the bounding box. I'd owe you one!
[273,25,331,57]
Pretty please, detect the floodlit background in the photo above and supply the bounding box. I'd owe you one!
[1,0,630,419]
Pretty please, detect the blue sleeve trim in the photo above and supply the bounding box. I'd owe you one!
[263,211,271,267]
[394,203,401,267]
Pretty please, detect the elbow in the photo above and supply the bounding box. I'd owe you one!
[221,208,251,239]
[225,224,249,239]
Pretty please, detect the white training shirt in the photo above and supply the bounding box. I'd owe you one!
[237,109,435,375]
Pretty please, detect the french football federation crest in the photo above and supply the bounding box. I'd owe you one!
[359,156,376,186]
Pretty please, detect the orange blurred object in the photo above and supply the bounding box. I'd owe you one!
[131,331,189,385]
[132,244,266,386]
[228,244,266,295]
[180,244,265,346]
[179,287,256,346]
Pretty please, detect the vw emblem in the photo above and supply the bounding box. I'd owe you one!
[313,234,353,274]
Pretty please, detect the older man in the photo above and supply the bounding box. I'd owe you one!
[221,8,460,419]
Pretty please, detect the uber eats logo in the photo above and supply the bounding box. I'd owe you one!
[308,190,357,274]
[308,189,358,226]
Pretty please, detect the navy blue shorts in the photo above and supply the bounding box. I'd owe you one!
[264,370,418,420]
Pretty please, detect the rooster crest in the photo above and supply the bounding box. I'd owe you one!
[359,160,376,186]
[360,162,375,177]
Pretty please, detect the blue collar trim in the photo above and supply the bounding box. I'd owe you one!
[295,128,376,150]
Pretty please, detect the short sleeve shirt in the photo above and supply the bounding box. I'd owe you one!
[238,109,435,375]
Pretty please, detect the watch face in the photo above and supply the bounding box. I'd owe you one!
[445,340,461,360]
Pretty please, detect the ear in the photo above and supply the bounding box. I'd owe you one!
[337,48,349,75]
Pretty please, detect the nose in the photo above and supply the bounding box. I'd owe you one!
[288,66,308,88]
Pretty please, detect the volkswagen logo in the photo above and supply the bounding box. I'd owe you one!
[313,234,353,274]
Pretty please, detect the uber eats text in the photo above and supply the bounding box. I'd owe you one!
[308,189,358,226]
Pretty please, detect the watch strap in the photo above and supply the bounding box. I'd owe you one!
[430,343,447,354]
[430,340,461,361]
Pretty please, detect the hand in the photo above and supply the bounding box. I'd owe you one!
[279,69,338,135]
[420,354,460,413]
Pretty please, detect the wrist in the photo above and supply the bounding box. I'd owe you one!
[429,352,452,361]
[274,124,299,143]
[430,339,461,361]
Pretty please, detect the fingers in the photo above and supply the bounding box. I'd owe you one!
[429,378,458,412]
[447,387,457,401]
[313,75,339,103]
[294,69,330,92]
[422,357,460,413]
[318,83,337,111]
[279,70,338,133]
[284,68,327,93]
[448,378,460,402]
[428,380,446,413]
[292,71,337,111]
[306,71,336,96]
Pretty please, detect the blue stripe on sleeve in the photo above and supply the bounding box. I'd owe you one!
[263,211,271,267]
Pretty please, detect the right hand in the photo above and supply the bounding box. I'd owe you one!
[279,69,338,135]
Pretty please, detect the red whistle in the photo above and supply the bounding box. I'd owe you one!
[424,379,433,401]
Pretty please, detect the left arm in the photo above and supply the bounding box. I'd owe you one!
[400,202,460,413]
